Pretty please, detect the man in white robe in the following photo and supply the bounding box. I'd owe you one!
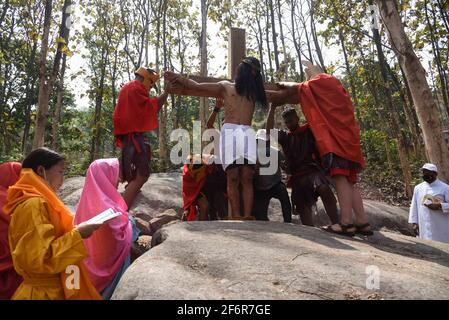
[409,163,449,244]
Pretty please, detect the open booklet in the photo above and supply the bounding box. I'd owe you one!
[77,208,122,227]
[422,194,443,206]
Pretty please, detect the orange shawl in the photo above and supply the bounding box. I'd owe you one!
[3,169,101,300]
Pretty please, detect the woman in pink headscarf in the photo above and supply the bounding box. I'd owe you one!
[75,158,138,299]
[0,162,23,299]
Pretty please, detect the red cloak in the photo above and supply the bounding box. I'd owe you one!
[0,162,23,300]
[182,165,207,221]
[298,73,365,168]
[113,80,159,147]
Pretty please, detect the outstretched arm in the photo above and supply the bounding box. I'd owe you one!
[157,90,169,112]
[164,71,225,99]
[266,103,280,133]
[157,78,177,111]
[265,84,300,105]
[207,98,223,129]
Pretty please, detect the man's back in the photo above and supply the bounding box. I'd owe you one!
[113,80,158,136]
[278,126,321,174]
[220,81,255,126]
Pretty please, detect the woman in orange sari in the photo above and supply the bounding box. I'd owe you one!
[3,148,102,300]
[0,162,23,300]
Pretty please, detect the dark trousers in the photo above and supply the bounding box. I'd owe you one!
[253,182,292,223]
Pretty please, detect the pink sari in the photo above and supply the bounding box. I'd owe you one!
[74,158,132,293]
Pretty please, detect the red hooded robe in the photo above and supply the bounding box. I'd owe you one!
[298,73,365,168]
[182,165,207,221]
[113,80,159,149]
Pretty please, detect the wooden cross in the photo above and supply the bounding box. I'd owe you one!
[166,27,297,103]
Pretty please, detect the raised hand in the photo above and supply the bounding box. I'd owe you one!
[76,223,103,239]
[301,60,324,79]
[164,71,182,83]
[270,102,282,109]
[215,98,224,109]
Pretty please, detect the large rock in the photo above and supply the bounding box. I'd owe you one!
[60,173,183,219]
[268,199,414,236]
[60,174,413,236]
[112,221,449,300]
[126,173,183,218]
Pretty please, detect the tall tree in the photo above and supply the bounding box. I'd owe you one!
[199,0,209,139]
[51,0,72,150]
[368,0,412,196]
[376,0,449,181]
[32,0,53,148]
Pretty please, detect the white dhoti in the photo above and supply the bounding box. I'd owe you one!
[218,123,257,171]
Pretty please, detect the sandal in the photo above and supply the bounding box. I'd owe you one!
[355,223,374,236]
[322,224,355,237]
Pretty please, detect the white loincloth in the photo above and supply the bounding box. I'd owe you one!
[218,123,257,171]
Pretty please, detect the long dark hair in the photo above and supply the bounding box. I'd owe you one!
[22,147,65,174]
[235,57,267,108]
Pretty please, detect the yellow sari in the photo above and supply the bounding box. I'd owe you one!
[3,169,102,300]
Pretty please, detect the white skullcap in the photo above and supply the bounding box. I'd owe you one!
[422,163,438,173]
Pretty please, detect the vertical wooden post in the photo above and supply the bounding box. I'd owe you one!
[227,28,246,218]
[228,28,246,80]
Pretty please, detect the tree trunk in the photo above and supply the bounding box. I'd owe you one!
[370,0,413,197]
[264,0,274,80]
[291,0,305,81]
[32,0,53,149]
[51,54,67,151]
[33,0,71,150]
[425,0,449,118]
[309,0,327,73]
[159,0,169,169]
[376,0,449,182]
[358,48,394,171]
[300,9,313,62]
[268,0,280,77]
[276,0,287,77]
[50,0,72,150]
[255,3,266,80]
[199,0,209,141]
[21,37,39,155]
[338,28,359,121]
[399,63,424,157]
[436,0,449,34]
[90,59,107,162]
[0,0,10,29]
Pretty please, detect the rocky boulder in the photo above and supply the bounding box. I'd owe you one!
[112,221,449,300]
[60,173,414,237]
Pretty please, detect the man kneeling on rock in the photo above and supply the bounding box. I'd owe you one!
[182,154,228,221]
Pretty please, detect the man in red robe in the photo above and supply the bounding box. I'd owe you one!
[266,61,372,237]
[113,67,173,209]
[182,154,228,221]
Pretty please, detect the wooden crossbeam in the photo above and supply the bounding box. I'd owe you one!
[165,27,299,104]
[166,74,284,99]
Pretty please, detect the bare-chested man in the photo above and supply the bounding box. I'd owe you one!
[165,57,267,220]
